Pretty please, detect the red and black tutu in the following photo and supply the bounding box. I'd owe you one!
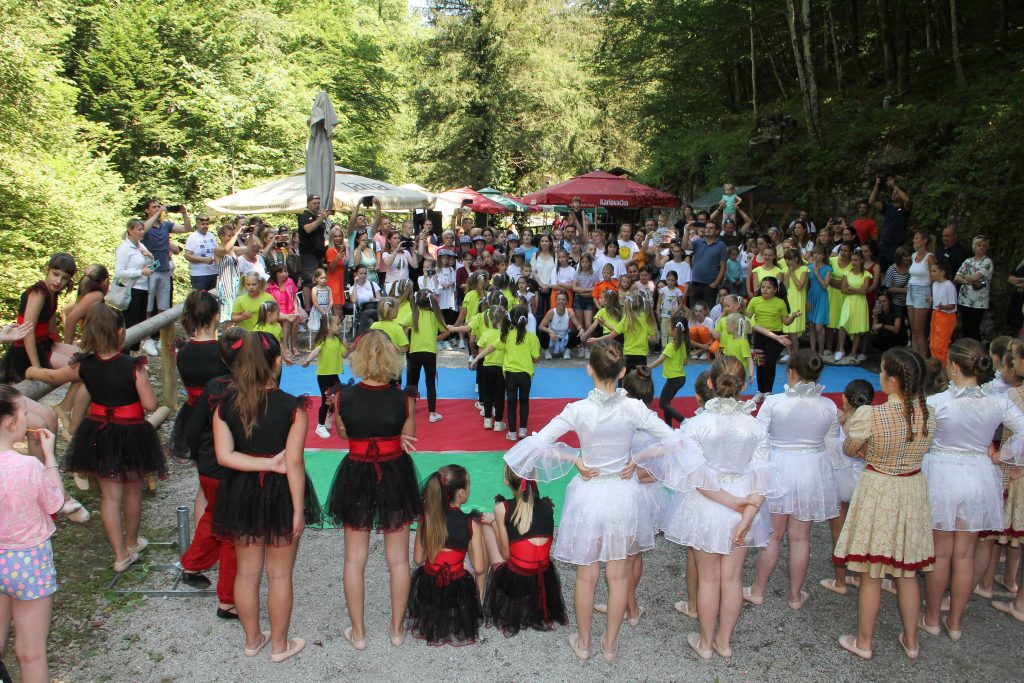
[484,549,567,636]
[406,556,482,646]
[65,403,166,481]
[324,437,422,531]
[212,469,323,546]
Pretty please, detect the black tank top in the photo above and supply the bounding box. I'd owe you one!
[503,497,555,542]
[336,382,406,438]
[77,354,143,406]
[177,340,227,389]
[217,388,300,455]
[444,507,472,551]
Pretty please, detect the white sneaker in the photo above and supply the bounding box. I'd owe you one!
[458,338,466,349]
[584,348,591,360]
[506,432,518,442]
[443,341,453,351]
[141,339,159,357]
[428,413,443,423]
[577,346,587,359]
[700,352,709,360]
[315,425,330,439]
[544,350,552,360]
[494,421,507,432]
[563,350,571,360]
[833,351,844,363]
[484,418,493,429]
[518,427,527,438]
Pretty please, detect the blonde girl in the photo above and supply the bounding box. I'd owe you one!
[307,268,332,334]
[302,314,347,439]
[232,272,274,332]
[370,297,410,353]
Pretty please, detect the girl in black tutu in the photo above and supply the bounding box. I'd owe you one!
[325,329,422,650]
[407,465,487,645]
[211,331,318,664]
[484,464,567,636]
[172,291,226,461]
[26,304,165,573]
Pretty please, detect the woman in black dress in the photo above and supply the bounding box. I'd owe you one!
[211,331,317,664]
[172,291,227,461]
[326,329,421,650]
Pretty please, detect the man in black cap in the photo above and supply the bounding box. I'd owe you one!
[298,194,331,312]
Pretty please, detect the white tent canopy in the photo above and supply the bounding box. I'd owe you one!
[206,166,432,215]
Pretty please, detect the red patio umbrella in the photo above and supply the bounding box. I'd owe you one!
[521,171,678,209]
[434,187,509,214]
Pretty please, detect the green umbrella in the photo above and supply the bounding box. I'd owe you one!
[477,187,530,212]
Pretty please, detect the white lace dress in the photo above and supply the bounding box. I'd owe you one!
[661,397,783,555]
[756,382,842,521]
[924,383,1024,532]
[504,388,698,566]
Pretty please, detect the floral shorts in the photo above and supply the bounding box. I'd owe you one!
[0,541,58,600]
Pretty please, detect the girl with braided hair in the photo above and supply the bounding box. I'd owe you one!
[832,347,935,660]
[919,338,1024,642]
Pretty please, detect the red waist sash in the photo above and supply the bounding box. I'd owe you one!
[508,538,554,621]
[185,386,204,406]
[423,548,468,587]
[347,436,403,481]
[89,402,145,428]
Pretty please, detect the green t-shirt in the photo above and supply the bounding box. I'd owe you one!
[594,307,620,335]
[463,290,483,318]
[409,313,446,354]
[614,316,652,357]
[468,311,490,341]
[316,336,346,376]
[477,327,505,367]
[370,320,409,349]
[234,292,274,331]
[252,321,281,341]
[747,295,788,332]
[497,331,540,376]
[396,301,413,329]
[502,289,517,307]
[752,264,783,288]
[661,340,687,379]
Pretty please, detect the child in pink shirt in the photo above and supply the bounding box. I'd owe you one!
[0,385,65,683]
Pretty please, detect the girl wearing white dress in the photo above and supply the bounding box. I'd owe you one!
[504,341,696,662]
[920,338,1024,640]
[746,349,842,610]
[660,356,782,659]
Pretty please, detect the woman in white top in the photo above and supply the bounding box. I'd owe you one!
[538,291,583,360]
[236,236,268,282]
[114,219,154,350]
[953,235,993,342]
[920,338,1024,640]
[658,356,782,660]
[549,249,577,309]
[504,341,697,662]
[215,222,243,323]
[594,241,626,280]
[531,233,557,301]
[348,264,382,334]
[906,230,935,358]
[379,230,418,287]
[746,349,841,610]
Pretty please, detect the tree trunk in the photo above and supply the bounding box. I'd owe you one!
[786,0,823,144]
[999,0,1009,44]
[750,1,759,130]
[848,0,860,73]
[760,30,790,98]
[827,0,845,95]
[895,2,911,94]
[877,0,896,94]
[950,0,967,85]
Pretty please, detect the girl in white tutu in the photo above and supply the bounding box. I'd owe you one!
[991,338,1024,620]
[920,338,1024,641]
[746,349,842,610]
[660,356,782,659]
[822,379,874,595]
[503,340,697,662]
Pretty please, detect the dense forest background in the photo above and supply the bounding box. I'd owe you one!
[1,0,1022,317]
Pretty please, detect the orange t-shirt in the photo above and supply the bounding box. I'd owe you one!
[325,247,346,305]
[592,279,618,303]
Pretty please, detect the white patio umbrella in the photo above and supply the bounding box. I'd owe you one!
[205,167,431,215]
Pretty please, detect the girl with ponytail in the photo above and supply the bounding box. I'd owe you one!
[483,464,567,636]
[469,303,509,433]
[920,338,1024,642]
[648,311,688,427]
[370,297,410,352]
[407,466,487,645]
[484,304,540,442]
[211,331,318,663]
[407,291,450,424]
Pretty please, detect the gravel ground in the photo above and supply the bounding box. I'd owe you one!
[44,347,1021,682]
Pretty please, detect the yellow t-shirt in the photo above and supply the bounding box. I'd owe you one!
[477,327,505,367]
[752,264,784,289]
[409,313,446,354]
[234,292,274,331]
[316,336,346,376]
[370,320,409,349]
[497,331,540,376]
[462,290,484,319]
[594,307,621,335]
[747,295,789,332]
[614,316,652,357]
[661,340,687,379]
[252,321,282,341]
[396,301,413,329]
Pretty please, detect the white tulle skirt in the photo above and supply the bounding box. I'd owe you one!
[833,456,866,504]
[922,449,1004,532]
[768,448,840,521]
[553,475,655,565]
[637,481,670,535]
[662,474,773,555]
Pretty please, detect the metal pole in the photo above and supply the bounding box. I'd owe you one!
[175,506,192,559]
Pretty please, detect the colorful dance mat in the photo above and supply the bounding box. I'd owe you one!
[291,362,880,525]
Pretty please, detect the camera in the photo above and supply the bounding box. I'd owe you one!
[361,195,374,208]
[275,234,289,247]
[400,238,414,250]
[166,204,183,213]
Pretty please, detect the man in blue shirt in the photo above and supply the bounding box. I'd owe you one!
[141,199,191,356]
[869,176,911,273]
[688,221,727,307]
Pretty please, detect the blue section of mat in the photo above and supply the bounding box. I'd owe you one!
[281,360,879,400]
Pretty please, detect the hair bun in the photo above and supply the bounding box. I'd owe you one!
[714,373,742,398]
[634,366,652,380]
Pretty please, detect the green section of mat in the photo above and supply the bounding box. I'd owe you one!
[304,449,571,525]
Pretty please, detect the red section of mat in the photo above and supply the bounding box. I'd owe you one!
[303,392,869,452]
